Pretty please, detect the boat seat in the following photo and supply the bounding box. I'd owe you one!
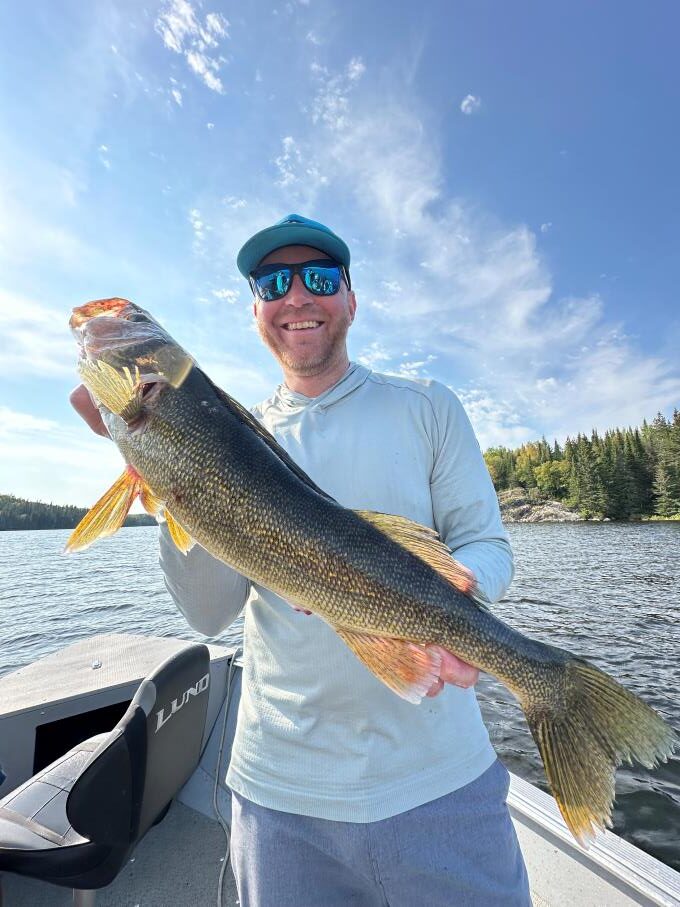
[0,735,105,851]
[0,643,210,905]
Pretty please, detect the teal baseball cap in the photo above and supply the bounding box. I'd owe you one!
[237,214,351,279]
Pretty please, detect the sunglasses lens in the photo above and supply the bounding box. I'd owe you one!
[302,264,341,296]
[255,268,292,300]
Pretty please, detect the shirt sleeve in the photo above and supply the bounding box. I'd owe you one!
[428,383,513,604]
[159,522,251,636]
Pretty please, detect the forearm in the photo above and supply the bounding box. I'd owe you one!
[159,523,251,636]
[429,385,514,604]
[450,536,513,605]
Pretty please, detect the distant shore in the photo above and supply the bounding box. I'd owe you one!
[0,494,155,532]
[498,488,680,522]
[2,490,678,531]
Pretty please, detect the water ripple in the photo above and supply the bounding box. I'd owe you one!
[0,523,678,869]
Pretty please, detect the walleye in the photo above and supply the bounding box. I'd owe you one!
[67,297,677,844]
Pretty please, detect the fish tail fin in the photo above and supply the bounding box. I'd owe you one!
[522,657,677,843]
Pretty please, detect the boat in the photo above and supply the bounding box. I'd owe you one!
[0,633,678,906]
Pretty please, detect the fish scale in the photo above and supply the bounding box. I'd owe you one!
[67,297,677,844]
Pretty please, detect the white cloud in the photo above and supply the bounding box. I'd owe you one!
[186,51,224,93]
[211,288,239,304]
[306,30,322,45]
[0,406,58,436]
[0,405,125,506]
[171,88,183,106]
[456,388,534,449]
[540,222,552,233]
[155,0,198,53]
[357,340,391,369]
[188,207,209,254]
[97,144,111,169]
[271,58,680,447]
[207,121,215,129]
[347,58,366,81]
[198,355,274,408]
[0,290,75,377]
[389,357,436,381]
[205,12,228,39]
[274,136,302,187]
[309,57,366,130]
[155,0,229,94]
[223,196,247,209]
[460,94,481,115]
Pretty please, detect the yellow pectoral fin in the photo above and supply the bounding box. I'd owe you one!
[354,510,487,606]
[65,466,144,553]
[164,510,195,555]
[140,485,163,517]
[334,627,442,704]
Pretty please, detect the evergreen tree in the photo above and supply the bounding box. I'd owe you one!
[0,494,155,531]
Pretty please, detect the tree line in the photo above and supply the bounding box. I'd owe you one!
[0,494,155,531]
[484,410,680,520]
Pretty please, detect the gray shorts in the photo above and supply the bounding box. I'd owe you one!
[230,759,531,906]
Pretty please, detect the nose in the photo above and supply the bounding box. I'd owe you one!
[284,273,314,307]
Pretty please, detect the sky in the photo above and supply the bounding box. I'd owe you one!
[1,0,679,507]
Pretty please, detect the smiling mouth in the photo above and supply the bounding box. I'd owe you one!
[282,320,323,331]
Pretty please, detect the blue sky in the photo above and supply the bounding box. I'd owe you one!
[1,0,679,506]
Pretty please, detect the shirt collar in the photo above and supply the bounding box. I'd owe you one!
[275,363,370,411]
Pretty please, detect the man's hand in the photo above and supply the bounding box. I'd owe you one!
[426,563,479,695]
[291,564,480,693]
[70,384,110,438]
[425,647,479,696]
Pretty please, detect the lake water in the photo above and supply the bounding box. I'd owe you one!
[0,523,678,870]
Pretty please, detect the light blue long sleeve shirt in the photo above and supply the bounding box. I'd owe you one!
[160,363,513,821]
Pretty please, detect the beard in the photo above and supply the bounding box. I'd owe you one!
[256,308,353,377]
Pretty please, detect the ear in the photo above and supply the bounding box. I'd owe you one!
[347,290,357,324]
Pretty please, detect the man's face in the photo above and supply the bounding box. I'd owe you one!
[252,245,356,377]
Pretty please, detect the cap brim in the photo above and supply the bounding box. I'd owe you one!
[237,223,350,278]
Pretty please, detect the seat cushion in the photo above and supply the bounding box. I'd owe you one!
[0,734,108,852]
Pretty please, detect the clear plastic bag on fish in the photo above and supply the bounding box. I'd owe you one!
[70,298,193,389]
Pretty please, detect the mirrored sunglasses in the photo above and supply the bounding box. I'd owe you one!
[249,259,350,302]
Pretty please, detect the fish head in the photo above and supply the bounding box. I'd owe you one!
[70,297,194,426]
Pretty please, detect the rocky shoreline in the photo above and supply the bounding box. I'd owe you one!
[498,488,584,523]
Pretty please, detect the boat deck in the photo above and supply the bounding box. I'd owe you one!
[5,790,679,906]
[2,636,678,906]
[2,801,240,907]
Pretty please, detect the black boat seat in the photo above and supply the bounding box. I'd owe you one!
[0,643,210,903]
[0,735,104,851]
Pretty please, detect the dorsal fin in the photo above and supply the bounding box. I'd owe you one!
[201,371,335,502]
[353,510,490,609]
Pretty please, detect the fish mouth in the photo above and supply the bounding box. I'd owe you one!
[70,297,194,391]
[69,297,138,331]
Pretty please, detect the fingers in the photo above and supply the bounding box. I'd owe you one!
[69,384,110,438]
[426,677,445,698]
[426,646,479,696]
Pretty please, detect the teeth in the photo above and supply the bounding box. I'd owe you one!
[285,321,321,330]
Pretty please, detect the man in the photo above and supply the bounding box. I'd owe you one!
[71,214,530,906]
